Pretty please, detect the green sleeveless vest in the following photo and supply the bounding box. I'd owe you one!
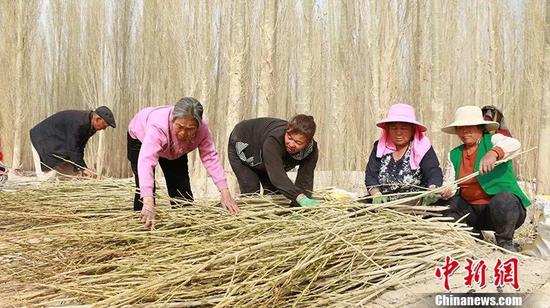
[449,134,531,208]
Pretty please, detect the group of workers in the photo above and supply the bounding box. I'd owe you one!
[364,104,529,252]
[25,97,531,252]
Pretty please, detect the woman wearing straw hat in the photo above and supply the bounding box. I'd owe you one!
[440,105,531,252]
[127,97,240,230]
[365,103,443,204]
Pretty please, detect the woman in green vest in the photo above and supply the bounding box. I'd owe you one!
[440,106,531,252]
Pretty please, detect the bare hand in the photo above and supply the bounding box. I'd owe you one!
[140,196,156,230]
[85,168,98,178]
[479,151,498,175]
[220,189,240,214]
[441,187,454,199]
[77,168,96,178]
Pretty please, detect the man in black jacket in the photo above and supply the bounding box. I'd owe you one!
[228,114,319,207]
[30,106,116,176]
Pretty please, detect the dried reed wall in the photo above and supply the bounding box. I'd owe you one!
[0,0,547,194]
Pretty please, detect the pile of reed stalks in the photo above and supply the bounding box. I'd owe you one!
[1,179,494,307]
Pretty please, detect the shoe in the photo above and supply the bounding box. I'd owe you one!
[497,239,519,252]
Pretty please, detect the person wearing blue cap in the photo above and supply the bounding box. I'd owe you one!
[30,106,116,177]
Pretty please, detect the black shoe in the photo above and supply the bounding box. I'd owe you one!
[497,239,519,252]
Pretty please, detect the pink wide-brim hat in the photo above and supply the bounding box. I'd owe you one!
[376,103,427,132]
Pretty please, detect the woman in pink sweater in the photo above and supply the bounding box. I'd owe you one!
[127,97,239,229]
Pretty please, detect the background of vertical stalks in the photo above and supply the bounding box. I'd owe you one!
[0,0,547,195]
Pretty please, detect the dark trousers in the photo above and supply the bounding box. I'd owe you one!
[444,192,526,243]
[227,136,277,195]
[127,133,193,211]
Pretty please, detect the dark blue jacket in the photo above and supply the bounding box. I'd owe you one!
[365,141,443,190]
[30,110,96,171]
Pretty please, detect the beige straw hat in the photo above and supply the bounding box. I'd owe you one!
[441,105,499,134]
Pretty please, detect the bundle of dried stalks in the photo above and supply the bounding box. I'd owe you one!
[1,179,495,307]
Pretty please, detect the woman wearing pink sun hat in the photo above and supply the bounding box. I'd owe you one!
[365,103,443,204]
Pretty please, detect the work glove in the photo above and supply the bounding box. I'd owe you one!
[298,196,320,207]
[371,192,388,204]
[290,213,304,220]
[421,192,442,206]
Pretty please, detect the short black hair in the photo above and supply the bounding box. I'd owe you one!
[286,114,316,141]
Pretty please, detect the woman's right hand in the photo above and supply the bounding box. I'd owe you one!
[297,194,320,207]
[369,188,387,204]
[220,189,240,214]
[371,192,388,204]
[140,196,156,230]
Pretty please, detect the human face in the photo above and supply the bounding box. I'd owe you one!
[173,116,199,142]
[284,131,308,154]
[456,125,483,146]
[387,122,414,148]
[92,117,109,131]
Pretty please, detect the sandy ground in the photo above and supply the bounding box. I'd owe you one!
[370,252,550,308]
[2,172,550,307]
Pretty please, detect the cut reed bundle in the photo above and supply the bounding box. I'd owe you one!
[1,179,496,307]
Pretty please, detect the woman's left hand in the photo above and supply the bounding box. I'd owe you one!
[220,189,240,214]
[479,150,498,175]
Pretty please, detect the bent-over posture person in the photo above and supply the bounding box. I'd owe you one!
[228,115,319,207]
[365,103,443,205]
[127,97,239,229]
[440,105,531,252]
[30,106,116,177]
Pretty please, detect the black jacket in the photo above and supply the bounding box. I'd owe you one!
[230,117,318,200]
[365,140,443,190]
[30,110,96,171]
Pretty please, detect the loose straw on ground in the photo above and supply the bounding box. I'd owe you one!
[0,178,509,307]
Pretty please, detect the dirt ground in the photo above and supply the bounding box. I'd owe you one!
[370,252,550,307]
[2,172,550,307]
